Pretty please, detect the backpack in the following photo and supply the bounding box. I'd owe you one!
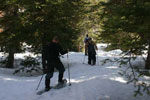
[84,37,89,43]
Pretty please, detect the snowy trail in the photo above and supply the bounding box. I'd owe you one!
[0,47,149,100]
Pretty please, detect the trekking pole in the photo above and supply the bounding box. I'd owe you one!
[96,50,99,66]
[36,74,44,90]
[67,51,71,86]
[82,54,86,64]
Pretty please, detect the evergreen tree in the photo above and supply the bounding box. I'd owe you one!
[99,0,150,69]
[0,0,25,68]
[98,0,150,96]
[0,0,86,68]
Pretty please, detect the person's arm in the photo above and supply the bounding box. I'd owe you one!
[93,42,98,50]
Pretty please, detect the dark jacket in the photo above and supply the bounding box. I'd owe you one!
[42,42,67,70]
[88,41,97,55]
[46,42,66,60]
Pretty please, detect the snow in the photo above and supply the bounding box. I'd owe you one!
[0,44,149,100]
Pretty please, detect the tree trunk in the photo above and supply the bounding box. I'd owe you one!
[6,49,14,68]
[0,46,4,52]
[145,45,150,69]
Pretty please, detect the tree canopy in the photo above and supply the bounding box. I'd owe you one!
[0,0,87,67]
[99,0,150,69]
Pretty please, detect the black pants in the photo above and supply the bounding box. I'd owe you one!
[45,58,65,88]
[88,52,96,65]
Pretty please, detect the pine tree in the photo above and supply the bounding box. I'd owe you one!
[0,0,25,68]
[99,0,150,69]
[0,0,86,68]
[98,0,150,96]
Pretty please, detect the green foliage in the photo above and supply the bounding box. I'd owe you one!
[13,56,41,75]
[0,0,25,53]
[99,0,150,53]
[18,0,86,51]
[98,0,150,96]
[119,63,150,96]
[0,58,7,67]
[0,0,88,67]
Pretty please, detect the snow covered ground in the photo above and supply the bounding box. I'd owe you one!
[0,44,149,100]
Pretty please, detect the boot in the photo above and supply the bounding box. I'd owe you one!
[58,79,67,84]
[58,73,63,83]
[45,79,50,91]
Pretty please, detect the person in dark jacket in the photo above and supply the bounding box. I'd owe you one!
[43,36,67,91]
[84,34,89,55]
[87,38,98,65]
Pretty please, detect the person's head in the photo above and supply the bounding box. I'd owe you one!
[52,36,59,43]
[88,37,92,43]
[86,34,88,37]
